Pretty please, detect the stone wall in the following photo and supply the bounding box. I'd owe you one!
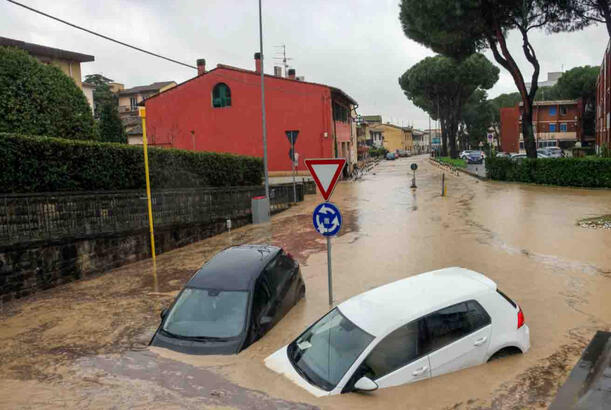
[0,183,311,303]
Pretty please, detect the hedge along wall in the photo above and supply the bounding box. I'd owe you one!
[486,157,611,188]
[0,133,263,193]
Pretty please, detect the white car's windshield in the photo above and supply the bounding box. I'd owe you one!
[287,308,374,391]
[163,288,248,338]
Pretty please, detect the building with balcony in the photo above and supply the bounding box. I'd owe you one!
[412,129,429,153]
[369,123,413,153]
[118,81,176,114]
[596,40,610,153]
[500,99,583,153]
[118,81,175,144]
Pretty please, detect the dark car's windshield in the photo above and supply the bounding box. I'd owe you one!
[162,288,249,338]
[287,308,374,391]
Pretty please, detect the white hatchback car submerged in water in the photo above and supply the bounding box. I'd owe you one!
[265,267,530,396]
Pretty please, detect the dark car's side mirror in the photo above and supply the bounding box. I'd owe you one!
[160,308,168,319]
[354,376,378,392]
[260,316,273,326]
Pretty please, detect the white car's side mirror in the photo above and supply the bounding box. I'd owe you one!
[354,376,378,392]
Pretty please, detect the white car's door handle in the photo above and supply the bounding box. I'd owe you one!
[474,336,487,346]
[412,366,428,376]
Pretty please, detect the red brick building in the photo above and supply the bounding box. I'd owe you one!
[143,54,357,175]
[499,100,583,153]
[596,40,610,152]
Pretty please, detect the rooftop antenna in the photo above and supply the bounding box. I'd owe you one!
[274,44,293,77]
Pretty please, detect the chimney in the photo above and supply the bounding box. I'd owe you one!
[197,58,206,76]
[288,68,296,80]
[254,52,262,73]
[274,66,282,77]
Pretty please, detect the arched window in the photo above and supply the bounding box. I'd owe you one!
[212,83,231,108]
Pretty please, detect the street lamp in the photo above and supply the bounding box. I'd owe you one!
[258,0,270,219]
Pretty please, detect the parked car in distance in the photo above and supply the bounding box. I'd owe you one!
[385,152,396,160]
[511,153,527,161]
[536,149,551,158]
[466,150,484,164]
[496,152,511,158]
[397,150,408,157]
[265,267,529,397]
[151,245,305,355]
[459,150,475,160]
[540,147,564,158]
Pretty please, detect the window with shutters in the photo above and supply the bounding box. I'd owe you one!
[212,83,231,108]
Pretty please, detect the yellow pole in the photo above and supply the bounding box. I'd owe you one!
[139,107,156,266]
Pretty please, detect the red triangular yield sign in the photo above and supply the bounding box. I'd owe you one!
[305,158,346,201]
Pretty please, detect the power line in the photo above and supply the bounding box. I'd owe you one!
[5,0,196,69]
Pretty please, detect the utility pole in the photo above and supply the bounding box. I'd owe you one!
[259,0,270,208]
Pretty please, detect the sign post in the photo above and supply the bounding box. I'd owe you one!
[305,158,346,305]
[410,162,418,188]
[285,130,299,203]
[139,107,156,266]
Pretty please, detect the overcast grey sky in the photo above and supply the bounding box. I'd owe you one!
[1,0,608,130]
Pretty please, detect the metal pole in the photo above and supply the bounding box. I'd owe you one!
[291,135,297,202]
[139,107,156,266]
[258,0,270,205]
[442,173,445,196]
[327,235,333,306]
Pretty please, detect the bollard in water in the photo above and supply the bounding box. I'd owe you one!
[441,173,445,196]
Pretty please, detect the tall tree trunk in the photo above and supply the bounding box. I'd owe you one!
[485,20,539,158]
[598,0,611,37]
[449,117,458,158]
[522,100,536,155]
[441,117,448,157]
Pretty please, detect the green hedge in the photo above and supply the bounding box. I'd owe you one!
[0,133,263,193]
[436,157,467,169]
[486,157,611,188]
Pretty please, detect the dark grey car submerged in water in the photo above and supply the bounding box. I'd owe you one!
[150,245,306,355]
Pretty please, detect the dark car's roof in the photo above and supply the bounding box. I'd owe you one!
[186,245,281,291]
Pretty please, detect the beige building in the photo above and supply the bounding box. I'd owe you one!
[119,82,176,144]
[82,82,95,113]
[371,123,414,153]
[118,81,176,114]
[0,36,94,89]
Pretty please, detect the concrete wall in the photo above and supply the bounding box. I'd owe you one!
[0,184,309,303]
[0,218,249,304]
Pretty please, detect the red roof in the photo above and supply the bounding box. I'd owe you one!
[144,63,357,105]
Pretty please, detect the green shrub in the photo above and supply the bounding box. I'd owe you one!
[0,47,95,140]
[0,133,263,193]
[369,147,388,157]
[486,157,611,188]
[436,157,466,168]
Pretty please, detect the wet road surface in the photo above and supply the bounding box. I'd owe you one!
[1,155,610,409]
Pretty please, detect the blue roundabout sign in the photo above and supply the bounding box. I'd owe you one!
[312,202,342,237]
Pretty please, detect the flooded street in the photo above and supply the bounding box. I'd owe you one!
[1,155,610,409]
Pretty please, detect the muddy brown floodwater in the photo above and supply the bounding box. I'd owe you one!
[1,156,610,409]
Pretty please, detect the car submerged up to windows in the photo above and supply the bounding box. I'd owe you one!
[265,267,529,397]
[150,245,305,355]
